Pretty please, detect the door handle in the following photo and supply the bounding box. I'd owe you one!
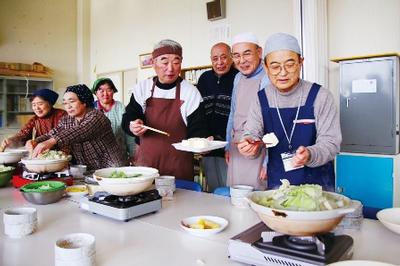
[346,98,350,108]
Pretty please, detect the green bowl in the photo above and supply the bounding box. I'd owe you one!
[0,167,15,187]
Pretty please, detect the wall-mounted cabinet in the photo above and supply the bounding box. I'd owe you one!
[0,76,53,129]
[181,65,212,85]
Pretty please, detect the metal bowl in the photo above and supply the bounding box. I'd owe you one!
[20,181,66,205]
[247,190,357,236]
[20,158,69,173]
[93,166,159,196]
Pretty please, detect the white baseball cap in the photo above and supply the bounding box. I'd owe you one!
[232,32,259,46]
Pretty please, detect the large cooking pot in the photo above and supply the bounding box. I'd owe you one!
[93,166,159,196]
[0,150,28,164]
[21,158,70,173]
[247,190,357,236]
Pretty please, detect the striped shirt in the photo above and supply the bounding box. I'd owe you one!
[36,109,124,171]
[8,108,66,145]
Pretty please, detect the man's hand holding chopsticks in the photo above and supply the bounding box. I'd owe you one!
[130,119,147,136]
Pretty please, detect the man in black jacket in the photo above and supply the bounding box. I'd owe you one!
[197,42,238,192]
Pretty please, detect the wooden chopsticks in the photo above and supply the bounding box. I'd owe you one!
[141,125,170,137]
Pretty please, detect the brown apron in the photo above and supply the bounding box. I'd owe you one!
[227,77,266,190]
[136,79,194,180]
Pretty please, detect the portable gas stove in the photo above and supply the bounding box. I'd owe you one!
[12,169,74,188]
[228,222,353,266]
[79,190,162,222]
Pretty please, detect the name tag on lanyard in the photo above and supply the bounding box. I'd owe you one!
[281,152,304,172]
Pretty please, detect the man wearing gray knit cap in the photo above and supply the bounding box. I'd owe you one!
[237,33,341,191]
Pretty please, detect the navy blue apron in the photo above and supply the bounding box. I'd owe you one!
[258,83,335,191]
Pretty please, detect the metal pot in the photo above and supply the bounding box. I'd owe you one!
[93,166,159,196]
[247,190,357,236]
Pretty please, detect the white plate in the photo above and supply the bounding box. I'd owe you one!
[180,215,228,236]
[377,208,400,235]
[172,140,227,153]
[328,260,397,266]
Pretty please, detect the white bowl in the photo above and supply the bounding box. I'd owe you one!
[230,185,254,197]
[55,254,95,266]
[230,185,254,208]
[3,207,37,225]
[3,207,38,238]
[70,165,87,178]
[4,221,37,238]
[247,190,356,235]
[155,175,175,187]
[0,150,28,164]
[180,215,228,237]
[21,158,70,173]
[55,233,96,261]
[377,208,400,235]
[231,196,250,208]
[93,166,159,196]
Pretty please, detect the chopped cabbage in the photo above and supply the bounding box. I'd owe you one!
[0,164,14,172]
[256,179,345,211]
[37,150,69,160]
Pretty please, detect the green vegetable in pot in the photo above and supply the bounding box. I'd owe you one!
[109,170,142,178]
[0,164,14,172]
[256,179,345,211]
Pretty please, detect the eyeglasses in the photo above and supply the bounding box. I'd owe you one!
[232,51,254,62]
[268,61,299,75]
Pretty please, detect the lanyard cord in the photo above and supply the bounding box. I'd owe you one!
[274,87,303,151]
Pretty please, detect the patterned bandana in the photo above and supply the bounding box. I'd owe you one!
[65,84,94,108]
[152,45,182,59]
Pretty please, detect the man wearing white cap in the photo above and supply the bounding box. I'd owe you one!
[225,32,270,190]
[238,33,341,191]
[122,39,208,181]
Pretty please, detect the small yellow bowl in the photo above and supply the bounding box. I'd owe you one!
[65,185,88,197]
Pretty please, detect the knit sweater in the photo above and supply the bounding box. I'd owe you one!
[197,66,238,157]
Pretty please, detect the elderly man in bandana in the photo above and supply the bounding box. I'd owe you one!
[122,39,208,181]
[1,88,66,150]
[31,84,124,171]
[238,33,341,191]
[225,32,270,190]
